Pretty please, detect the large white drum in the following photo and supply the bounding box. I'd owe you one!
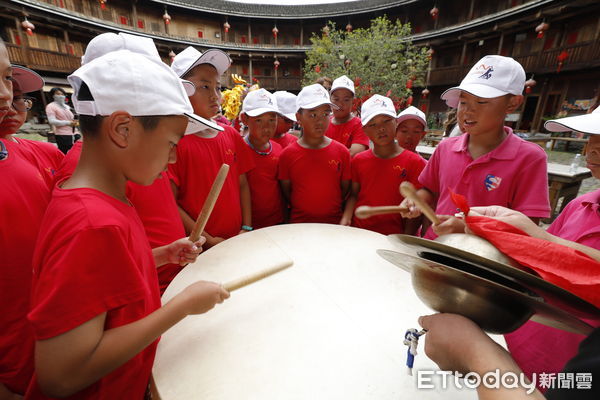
[154,224,503,399]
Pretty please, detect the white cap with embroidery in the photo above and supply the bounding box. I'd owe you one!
[242,89,279,117]
[397,106,427,128]
[361,94,397,126]
[171,46,231,77]
[330,75,355,95]
[296,84,337,111]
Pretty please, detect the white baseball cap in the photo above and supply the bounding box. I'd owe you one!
[171,46,231,77]
[273,91,297,122]
[441,55,526,108]
[81,32,195,97]
[296,84,337,111]
[396,106,427,128]
[544,107,600,135]
[330,75,355,95]
[361,94,397,126]
[68,50,222,134]
[241,88,279,117]
[11,65,44,93]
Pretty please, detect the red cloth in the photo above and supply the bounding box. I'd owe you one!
[451,191,600,308]
[245,140,284,228]
[0,139,52,394]
[278,140,351,223]
[272,132,298,149]
[351,149,426,235]
[13,138,64,188]
[325,117,369,149]
[169,125,255,238]
[27,187,161,400]
[55,141,186,294]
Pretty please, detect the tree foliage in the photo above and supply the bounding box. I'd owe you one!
[303,16,430,109]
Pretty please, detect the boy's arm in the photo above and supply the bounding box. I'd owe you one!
[152,237,205,267]
[341,181,360,225]
[399,187,436,219]
[238,173,252,233]
[35,281,229,398]
[349,144,367,157]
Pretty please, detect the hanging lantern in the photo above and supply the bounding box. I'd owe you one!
[524,77,536,94]
[315,65,321,73]
[322,25,330,36]
[421,88,430,99]
[406,95,414,106]
[390,63,397,69]
[163,9,171,25]
[344,58,351,68]
[556,51,569,73]
[273,59,280,70]
[223,21,230,33]
[21,18,35,36]
[430,6,439,20]
[354,77,361,87]
[272,26,279,39]
[98,0,107,10]
[426,48,435,60]
[346,23,353,32]
[535,22,549,39]
[169,50,176,62]
[420,103,427,112]
[406,79,413,89]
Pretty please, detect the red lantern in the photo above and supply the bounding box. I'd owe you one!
[524,77,536,94]
[346,23,353,32]
[274,59,280,70]
[315,65,321,73]
[525,86,532,94]
[557,51,569,73]
[421,88,430,99]
[272,26,279,39]
[407,95,414,106]
[406,79,413,89]
[98,0,107,10]
[223,21,230,33]
[344,58,351,68]
[420,103,427,112]
[21,18,35,36]
[169,50,176,63]
[426,48,434,60]
[430,7,439,20]
[535,22,549,39]
[354,78,361,87]
[163,10,171,25]
[322,25,330,36]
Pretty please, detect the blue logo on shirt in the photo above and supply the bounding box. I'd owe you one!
[484,174,502,191]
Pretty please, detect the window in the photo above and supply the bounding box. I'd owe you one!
[150,22,160,32]
[119,16,129,25]
[137,19,145,29]
[566,31,579,45]
[198,31,204,38]
[242,67,248,75]
[253,68,260,76]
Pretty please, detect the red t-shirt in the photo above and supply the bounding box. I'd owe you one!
[55,141,186,294]
[169,125,255,238]
[278,140,351,223]
[13,138,64,188]
[245,139,284,229]
[0,139,52,394]
[27,187,161,400]
[272,132,298,149]
[351,149,426,235]
[325,117,369,149]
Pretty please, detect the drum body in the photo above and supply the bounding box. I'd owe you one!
[154,224,502,399]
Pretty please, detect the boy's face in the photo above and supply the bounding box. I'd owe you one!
[243,112,278,144]
[296,104,331,139]
[275,115,293,135]
[585,135,600,179]
[0,88,26,138]
[457,92,521,136]
[396,119,425,152]
[0,44,13,123]
[363,114,397,147]
[127,115,188,186]
[330,88,353,119]
[184,64,221,120]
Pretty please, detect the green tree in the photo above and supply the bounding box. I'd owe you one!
[303,16,430,108]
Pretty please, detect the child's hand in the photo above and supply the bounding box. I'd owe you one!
[165,237,205,266]
[399,198,422,218]
[179,281,230,315]
[431,215,466,236]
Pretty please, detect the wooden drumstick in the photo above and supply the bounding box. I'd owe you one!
[189,164,230,243]
[399,181,441,225]
[223,261,293,292]
[355,205,409,219]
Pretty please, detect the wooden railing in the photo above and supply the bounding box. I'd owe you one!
[253,76,302,91]
[6,44,81,73]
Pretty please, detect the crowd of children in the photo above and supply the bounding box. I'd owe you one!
[2,27,598,399]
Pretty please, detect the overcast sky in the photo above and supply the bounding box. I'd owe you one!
[226,0,358,5]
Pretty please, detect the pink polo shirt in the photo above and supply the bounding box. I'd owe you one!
[45,102,78,136]
[505,188,600,388]
[419,127,550,239]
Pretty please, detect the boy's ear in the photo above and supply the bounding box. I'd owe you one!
[295,111,302,122]
[240,113,248,125]
[106,111,133,148]
[506,95,524,113]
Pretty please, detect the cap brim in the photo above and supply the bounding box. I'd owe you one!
[361,110,397,126]
[330,86,355,95]
[299,101,339,111]
[282,112,297,122]
[181,79,196,96]
[185,49,231,77]
[244,107,280,117]
[544,113,600,135]
[11,65,44,93]
[441,84,509,108]
[396,114,427,127]
[184,112,224,134]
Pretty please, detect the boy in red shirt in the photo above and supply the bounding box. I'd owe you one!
[279,84,351,224]
[26,48,229,399]
[326,75,369,157]
[395,105,428,154]
[170,46,255,247]
[342,95,426,234]
[240,89,285,228]
[272,90,299,149]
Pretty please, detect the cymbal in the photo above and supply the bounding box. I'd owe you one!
[388,234,600,321]
[377,249,594,335]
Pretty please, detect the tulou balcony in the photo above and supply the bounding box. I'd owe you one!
[7,43,81,74]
